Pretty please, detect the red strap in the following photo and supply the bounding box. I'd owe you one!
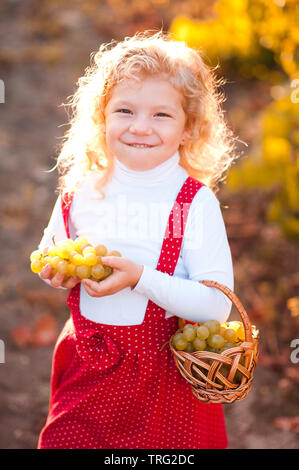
[142,176,204,321]
[155,176,204,276]
[60,191,74,239]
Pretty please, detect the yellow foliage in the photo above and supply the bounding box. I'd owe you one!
[291,129,299,146]
[282,217,299,238]
[267,197,283,223]
[227,158,283,189]
[263,136,291,164]
[169,0,299,78]
[227,85,299,239]
[170,0,255,60]
[263,112,290,138]
[169,0,299,239]
[285,164,299,212]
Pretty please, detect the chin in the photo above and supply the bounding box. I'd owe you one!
[131,162,152,171]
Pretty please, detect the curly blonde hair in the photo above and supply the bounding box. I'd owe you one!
[56,30,238,200]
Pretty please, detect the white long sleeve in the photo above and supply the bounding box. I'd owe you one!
[132,189,234,323]
[38,151,234,325]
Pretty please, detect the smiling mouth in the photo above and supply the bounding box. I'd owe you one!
[125,143,156,148]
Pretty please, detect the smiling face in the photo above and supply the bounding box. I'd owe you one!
[104,76,191,171]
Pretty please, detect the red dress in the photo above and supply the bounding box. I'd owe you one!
[38,176,228,449]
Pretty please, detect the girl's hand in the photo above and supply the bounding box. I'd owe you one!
[39,263,81,289]
[82,256,144,298]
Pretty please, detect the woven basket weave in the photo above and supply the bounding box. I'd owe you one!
[169,280,259,404]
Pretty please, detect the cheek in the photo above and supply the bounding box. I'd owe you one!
[106,121,122,142]
[163,123,185,142]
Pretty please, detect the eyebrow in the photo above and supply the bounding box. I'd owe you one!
[112,101,177,113]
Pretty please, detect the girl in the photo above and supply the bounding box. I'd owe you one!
[37,31,237,449]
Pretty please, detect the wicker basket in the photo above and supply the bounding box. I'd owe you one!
[169,280,259,404]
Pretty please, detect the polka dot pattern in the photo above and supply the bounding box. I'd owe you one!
[38,176,228,449]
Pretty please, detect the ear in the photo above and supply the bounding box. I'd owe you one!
[180,129,192,145]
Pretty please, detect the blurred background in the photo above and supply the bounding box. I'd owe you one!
[0,0,298,449]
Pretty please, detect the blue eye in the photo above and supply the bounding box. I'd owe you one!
[156,112,171,117]
[117,108,131,114]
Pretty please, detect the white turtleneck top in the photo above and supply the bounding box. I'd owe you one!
[38,151,234,325]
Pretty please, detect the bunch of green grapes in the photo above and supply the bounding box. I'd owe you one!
[172,319,245,354]
[172,319,248,386]
[30,237,121,282]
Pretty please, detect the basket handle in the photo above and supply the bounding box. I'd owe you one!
[199,280,252,343]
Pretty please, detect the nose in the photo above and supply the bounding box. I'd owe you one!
[129,115,152,136]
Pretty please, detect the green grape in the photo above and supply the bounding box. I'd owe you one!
[78,243,92,254]
[219,342,234,352]
[183,323,194,330]
[74,236,88,251]
[76,265,91,279]
[30,259,44,273]
[91,264,105,280]
[67,263,77,276]
[83,252,98,266]
[173,332,183,342]
[49,256,61,269]
[193,338,206,351]
[95,244,108,256]
[57,260,69,275]
[102,266,113,279]
[207,334,225,349]
[185,342,195,353]
[55,241,73,259]
[196,325,209,340]
[30,250,42,262]
[182,326,196,342]
[47,246,58,257]
[108,250,122,257]
[72,254,84,266]
[204,320,220,335]
[65,239,75,250]
[172,333,188,351]
[69,250,79,262]
[83,246,97,256]
[224,328,237,342]
[219,326,227,337]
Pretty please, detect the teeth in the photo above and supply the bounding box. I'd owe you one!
[129,144,152,148]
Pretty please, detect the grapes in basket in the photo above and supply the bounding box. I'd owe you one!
[30,237,122,282]
[171,320,255,387]
[172,320,246,354]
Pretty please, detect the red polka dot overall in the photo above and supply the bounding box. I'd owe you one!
[38,176,228,449]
